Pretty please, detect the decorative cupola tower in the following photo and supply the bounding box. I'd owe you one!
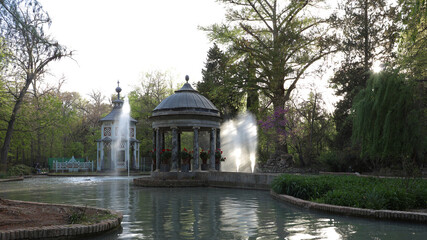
[96,81,140,171]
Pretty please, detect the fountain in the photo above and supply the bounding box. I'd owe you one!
[114,96,131,176]
[96,82,140,174]
[220,112,258,173]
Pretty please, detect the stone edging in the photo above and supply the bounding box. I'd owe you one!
[270,190,427,224]
[135,172,277,190]
[134,178,208,187]
[0,177,24,183]
[0,199,123,240]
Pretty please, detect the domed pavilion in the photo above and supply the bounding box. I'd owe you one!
[151,76,222,172]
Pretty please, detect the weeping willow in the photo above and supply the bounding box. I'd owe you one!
[352,71,425,168]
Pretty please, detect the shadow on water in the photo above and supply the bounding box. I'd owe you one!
[1,177,426,240]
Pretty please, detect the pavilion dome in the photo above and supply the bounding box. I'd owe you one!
[152,81,220,118]
[151,76,221,130]
[99,102,137,123]
[100,82,137,123]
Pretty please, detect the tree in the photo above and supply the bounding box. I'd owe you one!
[352,71,426,172]
[0,0,70,170]
[197,43,244,120]
[259,90,334,167]
[330,64,366,149]
[290,91,334,166]
[128,70,175,154]
[330,0,398,150]
[397,0,426,79]
[204,0,336,153]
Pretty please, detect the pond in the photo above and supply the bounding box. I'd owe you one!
[0,176,426,239]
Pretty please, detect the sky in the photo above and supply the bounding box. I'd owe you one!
[38,0,340,111]
[39,0,226,98]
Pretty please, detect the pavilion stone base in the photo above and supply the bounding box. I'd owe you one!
[134,172,280,190]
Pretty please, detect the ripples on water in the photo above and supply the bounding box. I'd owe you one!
[0,176,426,239]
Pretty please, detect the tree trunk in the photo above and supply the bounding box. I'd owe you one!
[0,77,33,170]
[31,139,34,166]
[363,0,370,73]
[246,60,259,116]
[272,97,288,154]
[15,144,19,163]
[36,132,41,164]
[22,141,25,165]
[309,94,317,152]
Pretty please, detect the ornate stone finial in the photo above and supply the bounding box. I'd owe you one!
[185,75,189,83]
[116,80,122,100]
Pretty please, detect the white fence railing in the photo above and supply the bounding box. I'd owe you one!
[54,156,94,172]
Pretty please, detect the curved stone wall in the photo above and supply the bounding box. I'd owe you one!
[270,190,427,224]
[0,199,122,240]
[135,172,427,224]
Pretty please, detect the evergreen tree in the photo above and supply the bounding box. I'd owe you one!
[239,57,259,117]
[397,0,426,79]
[330,0,398,150]
[197,43,244,120]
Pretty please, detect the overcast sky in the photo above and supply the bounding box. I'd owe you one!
[38,0,343,111]
[39,0,226,98]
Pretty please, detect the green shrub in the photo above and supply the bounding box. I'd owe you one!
[7,164,33,176]
[318,151,345,172]
[271,174,427,210]
[321,189,363,208]
[271,174,333,200]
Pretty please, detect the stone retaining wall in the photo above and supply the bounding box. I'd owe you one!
[136,172,427,224]
[201,171,277,190]
[139,171,278,190]
[270,190,427,224]
[0,200,123,240]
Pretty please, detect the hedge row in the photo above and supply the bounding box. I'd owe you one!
[271,174,427,211]
[7,164,33,176]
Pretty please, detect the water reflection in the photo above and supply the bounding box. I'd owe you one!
[0,177,426,239]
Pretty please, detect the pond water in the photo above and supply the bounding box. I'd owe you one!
[0,176,426,239]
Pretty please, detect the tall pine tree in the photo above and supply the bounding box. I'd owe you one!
[197,44,244,120]
[330,0,398,150]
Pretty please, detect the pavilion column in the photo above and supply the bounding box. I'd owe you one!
[125,140,129,170]
[216,129,221,150]
[100,143,104,170]
[178,131,181,169]
[136,143,141,171]
[133,143,138,170]
[110,141,114,170]
[193,127,200,171]
[97,142,101,171]
[132,143,137,169]
[171,127,179,171]
[210,128,216,171]
[155,128,160,171]
[216,129,221,171]
[152,130,156,171]
[161,131,165,150]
